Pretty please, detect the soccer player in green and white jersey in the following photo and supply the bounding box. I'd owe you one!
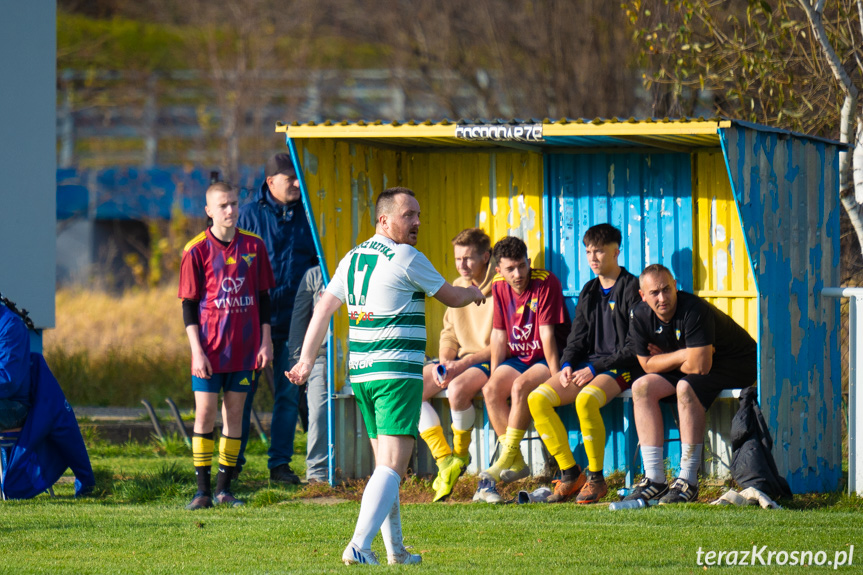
[287,187,485,566]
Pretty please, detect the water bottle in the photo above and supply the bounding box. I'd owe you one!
[434,363,447,385]
[617,487,632,499]
[609,498,648,510]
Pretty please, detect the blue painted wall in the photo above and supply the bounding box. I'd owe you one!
[721,125,842,493]
[57,166,267,221]
[543,151,694,475]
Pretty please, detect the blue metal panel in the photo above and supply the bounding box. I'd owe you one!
[544,152,694,473]
[720,126,842,493]
[56,166,266,221]
[545,152,693,305]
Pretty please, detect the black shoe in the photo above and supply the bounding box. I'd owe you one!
[215,491,245,507]
[658,478,699,504]
[270,464,301,484]
[623,476,668,502]
[230,465,243,481]
[185,491,213,510]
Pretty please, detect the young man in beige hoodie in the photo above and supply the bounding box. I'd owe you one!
[418,228,495,502]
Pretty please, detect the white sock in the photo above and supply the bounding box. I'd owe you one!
[641,445,665,484]
[379,492,403,556]
[451,406,475,431]
[678,443,702,485]
[351,466,401,551]
[417,401,440,434]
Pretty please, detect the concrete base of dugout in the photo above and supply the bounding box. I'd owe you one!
[331,385,743,485]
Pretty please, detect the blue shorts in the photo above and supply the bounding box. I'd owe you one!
[500,357,548,374]
[469,362,491,376]
[192,370,255,394]
[575,362,633,391]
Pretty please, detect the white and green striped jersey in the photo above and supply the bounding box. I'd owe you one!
[327,234,446,383]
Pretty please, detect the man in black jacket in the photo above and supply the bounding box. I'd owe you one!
[624,264,756,505]
[236,154,318,483]
[527,224,642,503]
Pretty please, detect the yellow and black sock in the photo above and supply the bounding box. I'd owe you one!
[192,431,214,495]
[215,434,241,494]
[575,385,607,472]
[528,384,577,471]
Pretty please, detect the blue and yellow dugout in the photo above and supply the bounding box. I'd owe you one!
[278,117,843,494]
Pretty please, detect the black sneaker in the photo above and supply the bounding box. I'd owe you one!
[215,491,245,507]
[185,491,213,510]
[270,464,301,484]
[658,478,699,504]
[623,476,668,502]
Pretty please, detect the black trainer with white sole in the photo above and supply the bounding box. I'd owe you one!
[658,478,699,504]
[622,477,668,502]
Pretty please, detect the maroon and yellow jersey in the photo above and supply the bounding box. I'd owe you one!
[178,228,275,373]
[492,268,567,365]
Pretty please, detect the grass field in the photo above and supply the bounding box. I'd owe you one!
[33,287,860,572]
[2,434,861,574]
[43,285,276,410]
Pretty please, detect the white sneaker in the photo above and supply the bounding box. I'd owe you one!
[388,547,422,565]
[472,476,503,504]
[342,542,380,565]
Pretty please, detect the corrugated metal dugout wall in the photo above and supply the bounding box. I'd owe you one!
[720,124,842,493]
[283,118,842,491]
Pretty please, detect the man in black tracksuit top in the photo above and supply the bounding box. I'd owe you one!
[624,263,756,505]
[527,223,643,504]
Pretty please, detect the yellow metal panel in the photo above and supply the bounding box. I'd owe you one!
[542,120,729,137]
[296,139,400,390]
[401,150,545,357]
[279,118,731,140]
[692,151,758,340]
[294,139,543,388]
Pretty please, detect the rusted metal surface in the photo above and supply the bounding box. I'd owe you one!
[721,125,841,493]
[693,151,758,338]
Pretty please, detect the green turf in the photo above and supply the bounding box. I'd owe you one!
[1,438,860,574]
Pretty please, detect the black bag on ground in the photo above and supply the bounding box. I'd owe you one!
[729,386,792,500]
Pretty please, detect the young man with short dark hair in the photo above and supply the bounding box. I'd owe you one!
[528,223,642,503]
[474,236,569,503]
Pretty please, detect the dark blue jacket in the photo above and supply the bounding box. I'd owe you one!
[238,182,318,339]
[3,353,95,499]
[0,304,30,405]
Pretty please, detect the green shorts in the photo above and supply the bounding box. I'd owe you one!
[353,378,422,439]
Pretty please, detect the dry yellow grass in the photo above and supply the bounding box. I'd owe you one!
[45,283,188,357]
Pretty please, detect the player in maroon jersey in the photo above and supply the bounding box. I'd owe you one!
[474,236,569,503]
[179,182,275,509]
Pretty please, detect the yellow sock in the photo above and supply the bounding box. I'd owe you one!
[575,385,608,472]
[420,425,452,461]
[504,427,526,454]
[528,384,576,471]
[192,435,214,468]
[218,435,241,467]
[452,426,472,458]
